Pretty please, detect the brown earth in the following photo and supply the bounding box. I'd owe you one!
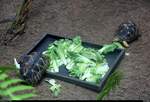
[0,0,150,101]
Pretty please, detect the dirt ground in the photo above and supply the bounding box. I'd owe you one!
[0,0,150,101]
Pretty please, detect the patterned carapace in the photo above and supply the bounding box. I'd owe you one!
[19,52,48,85]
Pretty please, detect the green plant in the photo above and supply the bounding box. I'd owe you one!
[96,70,123,100]
[0,66,36,100]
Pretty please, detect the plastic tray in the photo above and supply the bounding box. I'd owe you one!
[19,34,125,92]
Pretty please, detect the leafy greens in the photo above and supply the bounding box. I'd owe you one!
[45,79,61,97]
[42,36,123,84]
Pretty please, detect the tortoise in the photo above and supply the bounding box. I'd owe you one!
[19,52,49,85]
[114,21,140,47]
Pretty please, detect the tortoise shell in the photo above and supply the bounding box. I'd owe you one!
[19,52,49,85]
[115,21,139,43]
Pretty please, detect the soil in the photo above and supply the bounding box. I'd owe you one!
[0,0,150,101]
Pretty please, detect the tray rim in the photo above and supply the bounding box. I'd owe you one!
[18,33,125,92]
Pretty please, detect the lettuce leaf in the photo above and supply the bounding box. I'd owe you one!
[43,36,122,84]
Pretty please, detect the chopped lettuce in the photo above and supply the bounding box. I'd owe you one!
[43,36,122,84]
[45,79,61,97]
[98,42,124,54]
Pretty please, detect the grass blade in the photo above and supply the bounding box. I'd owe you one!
[0,65,17,72]
[11,93,36,100]
[0,73,8,81]
[96,70,123,100]
[0,79,23,88]
[5,85,34,95]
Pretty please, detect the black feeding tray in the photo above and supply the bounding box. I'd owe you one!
[19,34,125,92]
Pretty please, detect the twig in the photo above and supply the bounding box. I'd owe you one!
[0,0,32,45]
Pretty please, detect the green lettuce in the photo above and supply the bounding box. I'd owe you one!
[43,36,123,84]
[45,79,61,97]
